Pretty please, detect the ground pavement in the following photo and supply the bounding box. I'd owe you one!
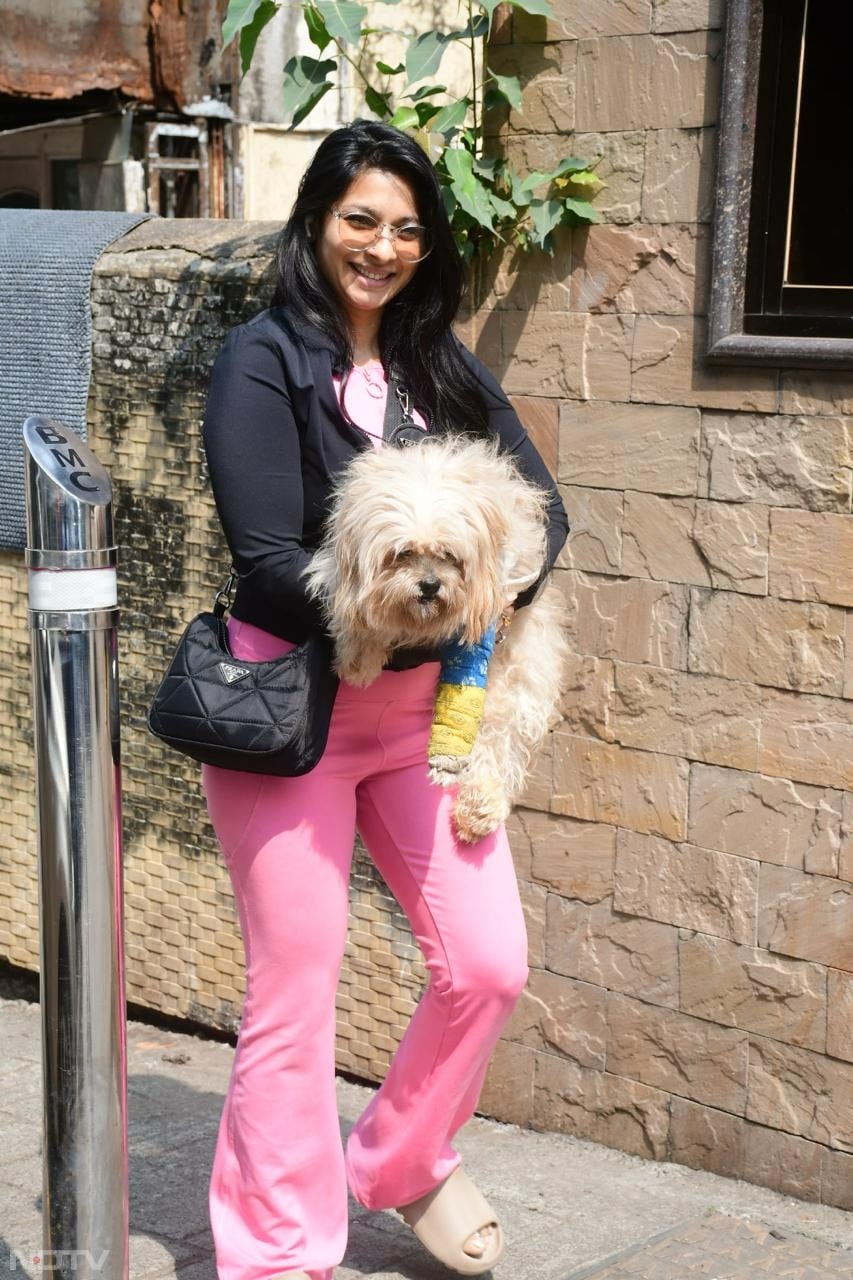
[1,986,852,1280]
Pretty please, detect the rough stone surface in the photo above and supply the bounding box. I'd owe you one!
[560,570,690,669]
[769,509,853,608]
[569,223,707,315]
[631,315,779,411]
[687,764,842,875]
[519,877,548,969]
[519,0,652,40]
[510,394,558,476]
[576,32,720,132]
[567,130,647,224]
[669,1097,745,1177]
[758,865,853,973]
[688,589,846,695]
[552,732,689,838]
[701,412,853,512]
[746,1036,853,1151]
[613,662,761,771]
[614,829,759,944]
[679,932,827,1051]
[546,894,680,1008]
[758,688,853,791]
[643,127,716,222]
[827,969,853,1064]
[841,791,853,885]
[479,1037,535,1127]
[507,970,607,1068]
[534,1054,671,1159]
[490,40,577,134]
[652,0,724,32]
[558,401,701,495]
[822,1147,853,1211]
[513,809,616,903]
[692,500,770,595]
[560,653,616,742]
[501,311,586,396]
[606,991,749,1112]
[742,1124,824,1202]
[780,371,853,416]
[579,313,636,400]
[621,493,710,586]
[560,486,623,575]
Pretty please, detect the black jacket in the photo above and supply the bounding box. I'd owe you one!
[202,303,569,662]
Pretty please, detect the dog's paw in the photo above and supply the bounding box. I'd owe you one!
[452,775,511,844]
[428,754,467,787]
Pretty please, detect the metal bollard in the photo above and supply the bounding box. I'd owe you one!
[23,416,128,1280]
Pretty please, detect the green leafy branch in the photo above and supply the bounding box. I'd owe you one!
[221,0,603,263]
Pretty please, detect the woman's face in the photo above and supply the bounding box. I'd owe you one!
[314,167,422,327]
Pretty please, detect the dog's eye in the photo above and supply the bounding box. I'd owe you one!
[441,549,461,567]
[395,548,413,561]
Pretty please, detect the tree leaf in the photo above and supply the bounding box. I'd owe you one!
[528,197,563,250]
[405,82,447,101]
[304,3,332,51]
[430,98,469,134]
[489,193,516,220]
[487,70,523,112]
[456,11,490,38]
[510,170,532,207]
[282,55,337,127]
[561,196,601,223]
[315,0,367,44]
[552,154,593,177]
[479,0,505,18]
[376,60,405,74]
[238,0,279,71]
[389,105,420,130]
[405,30,456,83]
[222,0,277,50]
[365,84,392,118]
[415,101,442,127]
[444,148,495,231]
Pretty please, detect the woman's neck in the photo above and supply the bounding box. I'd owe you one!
[346,309,382,366]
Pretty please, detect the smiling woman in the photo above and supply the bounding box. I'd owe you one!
[199,119,569,1280]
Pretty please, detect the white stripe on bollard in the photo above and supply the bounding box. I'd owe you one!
[28,568,118,611]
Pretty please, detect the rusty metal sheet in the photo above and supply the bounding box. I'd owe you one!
[0,0,229,109]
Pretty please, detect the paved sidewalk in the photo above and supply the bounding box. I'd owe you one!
[1,988,852,1280]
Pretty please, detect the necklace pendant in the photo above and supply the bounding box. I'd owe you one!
[365,382,384,400]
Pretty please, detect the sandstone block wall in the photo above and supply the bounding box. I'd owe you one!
[465,0,852,1209]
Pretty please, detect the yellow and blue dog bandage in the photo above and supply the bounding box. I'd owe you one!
[428,621,498,768]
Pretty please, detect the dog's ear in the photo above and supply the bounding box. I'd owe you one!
[460,495,509,642]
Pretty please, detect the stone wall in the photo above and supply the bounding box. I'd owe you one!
[0,0,851,1210]
[467,0,852,1211]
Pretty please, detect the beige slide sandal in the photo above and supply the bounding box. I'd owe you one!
[397,1165,505,1275]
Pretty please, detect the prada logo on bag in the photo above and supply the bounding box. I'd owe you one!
[219,662,251,685]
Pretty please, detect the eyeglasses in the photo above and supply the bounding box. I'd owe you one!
[330,208,432,263]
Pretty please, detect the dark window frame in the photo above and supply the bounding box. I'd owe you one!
[707,0,853,367]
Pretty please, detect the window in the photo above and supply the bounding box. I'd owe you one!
[708,0,853,366]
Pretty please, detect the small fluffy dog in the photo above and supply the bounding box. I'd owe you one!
[305,435,569,843]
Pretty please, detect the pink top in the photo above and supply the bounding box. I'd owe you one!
[332,359,429,449]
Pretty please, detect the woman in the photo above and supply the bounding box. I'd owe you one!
[201,119,569,1280]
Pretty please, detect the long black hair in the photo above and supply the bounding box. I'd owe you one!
[271,118,489,435]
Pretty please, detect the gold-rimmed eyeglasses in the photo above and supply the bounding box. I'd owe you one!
[330,208,432,263]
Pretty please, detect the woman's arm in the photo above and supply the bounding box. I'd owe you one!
[455,338,570,609]
[202,323,328,634]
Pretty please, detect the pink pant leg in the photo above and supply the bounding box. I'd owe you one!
[202,619,375,1280]
[345,757,529,1211]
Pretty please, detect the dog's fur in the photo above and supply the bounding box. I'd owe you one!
[305,436,569,842]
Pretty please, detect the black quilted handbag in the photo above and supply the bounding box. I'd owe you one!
[147,570,339,775]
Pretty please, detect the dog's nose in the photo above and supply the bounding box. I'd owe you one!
[418,576,441,600]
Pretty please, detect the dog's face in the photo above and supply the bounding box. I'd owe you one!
[308,437,548,647]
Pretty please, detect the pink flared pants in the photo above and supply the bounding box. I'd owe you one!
[201,618,529,1280]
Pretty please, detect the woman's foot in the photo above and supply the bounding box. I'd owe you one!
[396,1165,504,1275]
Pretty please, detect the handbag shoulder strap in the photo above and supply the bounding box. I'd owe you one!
[213,565,238,619]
